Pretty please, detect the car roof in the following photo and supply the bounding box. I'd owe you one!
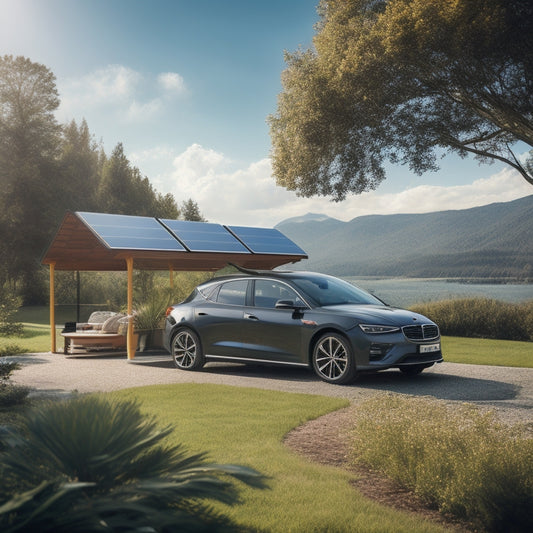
[198,270,325,287]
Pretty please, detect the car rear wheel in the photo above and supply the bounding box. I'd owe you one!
[312,333,357,384]
[171,328,205,371]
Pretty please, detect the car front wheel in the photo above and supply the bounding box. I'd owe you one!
[312,333,357,384]
[171,328,205,371]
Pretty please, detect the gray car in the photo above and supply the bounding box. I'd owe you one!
[164,270,442,384]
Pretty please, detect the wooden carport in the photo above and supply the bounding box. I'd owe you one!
[42,211,307,359]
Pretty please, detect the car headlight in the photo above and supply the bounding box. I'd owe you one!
[359,324,400,334]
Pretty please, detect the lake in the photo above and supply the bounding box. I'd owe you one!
[344,277,533,308]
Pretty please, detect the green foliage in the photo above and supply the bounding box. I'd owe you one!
[0,289,23,337]
[0,56,61,297]
[0,360,19,382]
[0,345,26,357]
[0,360,29,407]
[269,0,533,199]
[352,394,533,532]
[133,272,211,331]
[133,289,173,331]
[0,395,266,532]
[0,385,30,408]
[54,271,127,312]
[181,198,207,221]
[410,298,533,341]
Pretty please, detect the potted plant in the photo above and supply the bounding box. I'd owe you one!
[133,290,172,351]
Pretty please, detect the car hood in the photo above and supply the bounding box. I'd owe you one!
[319,304,433,326]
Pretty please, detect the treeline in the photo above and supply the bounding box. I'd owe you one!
[0,55,203,304]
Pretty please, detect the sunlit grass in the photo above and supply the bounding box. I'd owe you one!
[442,336,532,367]
[352,394,533,532]
[111,384,450,532]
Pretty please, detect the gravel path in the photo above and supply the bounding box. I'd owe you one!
[10,352,533,426]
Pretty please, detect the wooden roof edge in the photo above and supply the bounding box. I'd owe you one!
[40,210,76,266]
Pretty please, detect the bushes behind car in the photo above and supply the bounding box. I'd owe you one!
[410,298,533,341]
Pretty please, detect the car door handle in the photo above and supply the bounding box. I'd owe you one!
[197,312,208,316]
[244,313,259,320]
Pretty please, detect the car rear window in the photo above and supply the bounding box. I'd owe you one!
[216,280,248,306]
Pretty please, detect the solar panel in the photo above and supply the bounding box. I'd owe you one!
[159,219,250,253]
[226,226,307,256]
[78,212,186,251]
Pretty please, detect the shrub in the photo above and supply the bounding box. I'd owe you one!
[352,394,533,532]
[0,395,265,532]
[0,344,26,357]
[0,290,23,337]
[0,360,30,407]
[410,298,533,341]
[0,385,31,408]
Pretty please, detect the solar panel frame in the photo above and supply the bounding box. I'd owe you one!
[77,212,187,252]
[159,219,251,254]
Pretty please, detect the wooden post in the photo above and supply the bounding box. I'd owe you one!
[126,257,135,360]
[50,262,56,353]
[169,264,174,288]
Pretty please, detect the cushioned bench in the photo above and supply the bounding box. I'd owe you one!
[61,311,127,354]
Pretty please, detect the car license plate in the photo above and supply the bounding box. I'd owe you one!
[419,343,440,353]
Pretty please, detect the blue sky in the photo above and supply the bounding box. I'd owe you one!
[1,0,531,226]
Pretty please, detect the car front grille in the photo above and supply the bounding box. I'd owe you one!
[402,324,439,341]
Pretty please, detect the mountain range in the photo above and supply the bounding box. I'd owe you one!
[276,195,533,279]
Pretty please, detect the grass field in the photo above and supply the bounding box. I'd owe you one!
[110,384,451,532]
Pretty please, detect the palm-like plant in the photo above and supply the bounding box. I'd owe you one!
[0,396,265,532]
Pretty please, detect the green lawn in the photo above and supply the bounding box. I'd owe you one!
[442,336,532,367]
[110,384,450,532]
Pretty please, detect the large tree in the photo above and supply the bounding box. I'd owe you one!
[0,56,61,298]
[269,0,533,200]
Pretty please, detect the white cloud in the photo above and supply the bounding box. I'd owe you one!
[57,65,188,123]
[152,144,533,227]
[126,99,162,121]
[58,65,141,114]
[158,72,187,95]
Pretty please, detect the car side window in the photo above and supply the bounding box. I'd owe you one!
[253,279,306,308]
[216,280,248,306]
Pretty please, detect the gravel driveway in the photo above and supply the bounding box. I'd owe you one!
[11,352,533,426]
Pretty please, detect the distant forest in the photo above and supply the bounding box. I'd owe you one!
[0,55,203,304]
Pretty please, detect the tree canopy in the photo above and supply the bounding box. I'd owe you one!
[0,55,204,304]
[269,0,533,200]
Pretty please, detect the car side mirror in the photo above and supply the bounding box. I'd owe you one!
[275,299,296,309]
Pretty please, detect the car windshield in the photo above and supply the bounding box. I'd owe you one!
[291,275,384,307]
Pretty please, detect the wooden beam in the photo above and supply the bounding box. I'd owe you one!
[126,256,135,360]
[49,262,56,353]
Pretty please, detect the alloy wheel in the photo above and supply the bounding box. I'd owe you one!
[312,334,356,384]
[173,330,199,369]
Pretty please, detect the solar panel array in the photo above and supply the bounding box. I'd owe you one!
[77,212,306,257]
